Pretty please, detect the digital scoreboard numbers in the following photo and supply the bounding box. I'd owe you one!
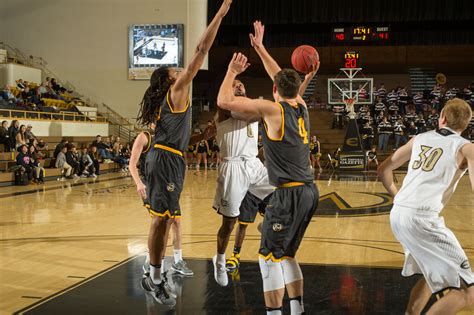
[344,51,359,68]
[333,26,389,42]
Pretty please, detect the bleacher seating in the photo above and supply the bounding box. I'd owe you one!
[0,136,120,185]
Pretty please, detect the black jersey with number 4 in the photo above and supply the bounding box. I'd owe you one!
[262,102,313,187]
[153,89,191,153]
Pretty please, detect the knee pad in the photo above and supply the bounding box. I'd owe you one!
[258,257,285,292]
[281,258,303,284]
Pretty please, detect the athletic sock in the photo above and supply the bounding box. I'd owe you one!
[217,253,226,265]
[266,307,282,315]
[290,296,304,314]
[233,246,241,255]
[150,263,162,284]
[173,249,182,264]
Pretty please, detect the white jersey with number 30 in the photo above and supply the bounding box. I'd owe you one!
[394,128,470,213]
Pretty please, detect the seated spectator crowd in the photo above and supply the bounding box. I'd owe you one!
[331,82,474,153]
[0,77,85,120]
[1,119,131,184]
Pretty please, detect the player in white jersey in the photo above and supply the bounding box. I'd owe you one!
[378,98,474,315]
[212,79,274,287]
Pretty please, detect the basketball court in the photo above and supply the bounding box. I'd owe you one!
[0,170,472,314]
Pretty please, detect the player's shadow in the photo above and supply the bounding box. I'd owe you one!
[145,50,167,60]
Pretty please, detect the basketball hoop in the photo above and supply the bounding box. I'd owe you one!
[344,98,356,119]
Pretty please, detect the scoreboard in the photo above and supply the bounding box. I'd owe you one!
[333,26,389,42]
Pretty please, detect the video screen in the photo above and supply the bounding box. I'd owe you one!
[128,24,184,80]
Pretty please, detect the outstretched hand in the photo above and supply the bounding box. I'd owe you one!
[249,20,265,48]
[228,53,250,75]
[305,62,320,81]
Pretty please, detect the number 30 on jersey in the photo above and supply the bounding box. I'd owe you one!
[412,145,443,172]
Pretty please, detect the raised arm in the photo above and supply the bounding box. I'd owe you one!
[298,63,319,97]
[172,0,233,97]
[249,21,281,81]
[217,53,271,116]
[129,132,148,198]
[377,138,414,197]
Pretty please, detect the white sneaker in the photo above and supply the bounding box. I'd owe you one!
[91,174,97,178]
[212,255,228,286]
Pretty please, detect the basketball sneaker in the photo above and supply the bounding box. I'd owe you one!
[225,253,240,272]
[213,255,228,286]
[171,260,194,276]
[141,276,176,306]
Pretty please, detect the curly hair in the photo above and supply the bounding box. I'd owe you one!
[137,67,172,126]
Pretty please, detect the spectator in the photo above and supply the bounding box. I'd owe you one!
[8,120,19,151]
[387,89,398,105]
[195,139,209,170]
[93,135,113,159]
[393,119,407,150]
[309,135,322,172]
[398,87,409,114]
[16,144,33,182]
[413,91,424,113]
[366,146,379,171]
[28,145,45,184]
[113,143,129,172]
[407,121,418,139]
[110,135,117,147]
[31,138,46,159]
[89,145,102,176]
[54,138,69,158]
[376,84,387,100]
[427,109,440,130]
[17,79,26,91]
[15,125,28,150]
[415,113,427,133]
[377,116,392,152]
[80,147,96,178]
[332,104,345,129]
[374,98,386,116]
[0,121,9,152]
[25,125,37,144]
[1,85,17,103]
[55,146,72,180]
[361,121,374,150]
[65,144,81,177]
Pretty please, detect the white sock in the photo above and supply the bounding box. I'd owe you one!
[173,249,182,264]
[217,253,226,265]
[290,297,304,314]
[150,264,162,284]
[266,309,282,315]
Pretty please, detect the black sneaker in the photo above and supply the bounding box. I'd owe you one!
[141,276,176,306]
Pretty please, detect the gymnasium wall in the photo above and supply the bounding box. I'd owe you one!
[0,0,207,121]
[11,120,109,138]
[0,63,42,87]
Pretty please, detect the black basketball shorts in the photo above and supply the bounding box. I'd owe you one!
[259,183,319,261]
[238,192,272,224]
[144,148,185,218]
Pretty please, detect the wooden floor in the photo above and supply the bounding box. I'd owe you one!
[0,170,473,314]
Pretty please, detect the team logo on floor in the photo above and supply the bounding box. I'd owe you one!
[314,192,393,217]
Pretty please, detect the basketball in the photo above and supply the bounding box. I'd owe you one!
[291,45,320,74]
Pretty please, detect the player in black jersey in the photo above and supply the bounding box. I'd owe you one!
[135,0,233,306]
[217,21,319,315]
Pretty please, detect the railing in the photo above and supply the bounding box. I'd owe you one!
[0,109,107,123]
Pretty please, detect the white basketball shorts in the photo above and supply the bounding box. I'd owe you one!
[213,157,274,218]
[390,204,474,293]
